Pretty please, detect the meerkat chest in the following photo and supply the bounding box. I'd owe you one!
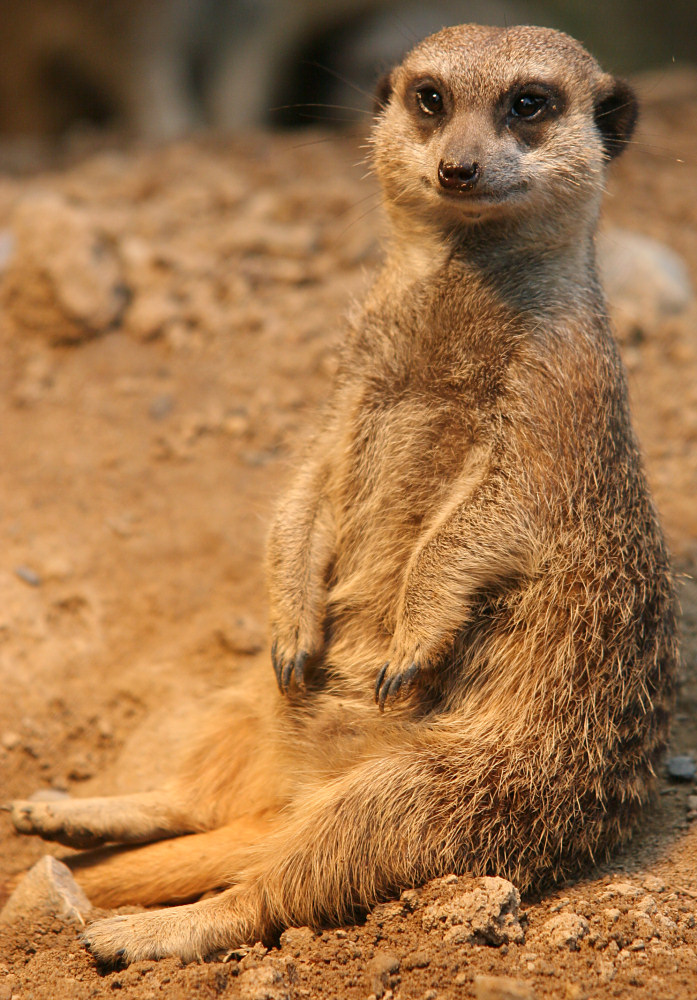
[331,361,498,536]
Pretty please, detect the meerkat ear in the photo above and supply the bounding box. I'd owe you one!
[373,71,394,115]
[594,77,639,159]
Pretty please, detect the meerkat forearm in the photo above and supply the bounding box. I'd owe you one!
[267,457,336,691]
[376,481,535,707]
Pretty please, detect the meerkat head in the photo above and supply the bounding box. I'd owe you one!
[372,24,637,237]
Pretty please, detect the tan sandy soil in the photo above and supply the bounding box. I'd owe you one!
[0,72,697,999]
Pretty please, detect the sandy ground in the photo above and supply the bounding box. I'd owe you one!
[1,71,697,999]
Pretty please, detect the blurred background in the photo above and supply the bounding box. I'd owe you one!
[0,0,694,142]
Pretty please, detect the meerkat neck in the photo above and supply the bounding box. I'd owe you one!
[378,204,602,318]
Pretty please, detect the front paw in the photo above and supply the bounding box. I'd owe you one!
[374,657,423,711]
[271,641,310,695]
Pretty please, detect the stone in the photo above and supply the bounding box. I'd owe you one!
[0,855,92,926]
[279,926,315,955]
[402,950,431,970]
[1,193,126,344]
[642,875,666,893]
[237,963,288,1000]
[367,951,400,997]
[598,227,694,335]
[542,912,590,950]
[422,876,525,946]
[598,881,644,902]
[666,756,696,781]
[474,974,536,999]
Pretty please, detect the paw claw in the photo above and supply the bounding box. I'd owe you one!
[374,663,388,703]
[375,660,421,710]
[273,646,310,694]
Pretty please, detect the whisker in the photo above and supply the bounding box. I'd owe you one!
[289,135,337,151]
[270,102,371,116]
[303,60,378,105]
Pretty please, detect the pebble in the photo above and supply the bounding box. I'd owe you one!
[2,193,126,344]
[421,876,525,946]
[667,756,696,781]
[598,881,644,901]
[237,963,287,1000]
[402,950,431,970]
[598,227,694,333]
[0,856,92,926]
[1,731,21,750]
[474,974,536,1000]
[642,875,666,893]
[542,912,590,951]
[15,565,41,587]
[367,951,400,997]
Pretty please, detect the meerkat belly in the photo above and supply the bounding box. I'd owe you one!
[325,390,482,668]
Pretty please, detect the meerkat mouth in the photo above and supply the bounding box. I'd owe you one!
[434,185,530,220]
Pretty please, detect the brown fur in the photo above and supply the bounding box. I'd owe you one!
[10,24,676,964]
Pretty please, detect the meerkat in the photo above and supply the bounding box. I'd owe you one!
[10,24,677,964]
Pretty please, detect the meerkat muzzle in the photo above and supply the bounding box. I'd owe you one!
[438,159,480,193]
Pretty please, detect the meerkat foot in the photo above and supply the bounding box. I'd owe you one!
[10,791,189,849]
[82,908,201,964]
[82,890,248,964]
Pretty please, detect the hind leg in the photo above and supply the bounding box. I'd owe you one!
[11,677,284,850]
[83,731,480,963]
[10,788,193,849]
[67,815,273,907]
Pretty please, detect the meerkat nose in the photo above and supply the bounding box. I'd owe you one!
[438,160,481,193]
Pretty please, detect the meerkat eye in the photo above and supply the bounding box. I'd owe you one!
[416,87,444,116]
[511,93,550,119]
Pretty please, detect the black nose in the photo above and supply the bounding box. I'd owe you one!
[438,160,480,192]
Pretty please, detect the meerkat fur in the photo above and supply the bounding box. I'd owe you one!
[10,24,677,964]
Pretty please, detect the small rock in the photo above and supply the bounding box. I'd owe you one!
[215,618,265,656]
[598,881,644,902]
[474,974,536,1000]
[1,193,126,344]
[237,963,287,1000]
[599,227,694,336]
[15,566,41,587]
[367,951,400,997]
[687,795,697,811]
[149,394,175,420]
[370,901,405,925]
[1,730,21,750]
[667,756,696,781]
[598,959,616,984]
[402,950,431,970]
[0,979,18,1000]
[279,926,315,954]
[400,888,420,911]
[0,855,92,926]
[422,876,525,946]
[642,875,665,893]
[564,985,588,1000]
[542,912,590,950]
[635,894,657,916]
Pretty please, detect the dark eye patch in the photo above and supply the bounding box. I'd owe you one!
[503,81,565,127]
